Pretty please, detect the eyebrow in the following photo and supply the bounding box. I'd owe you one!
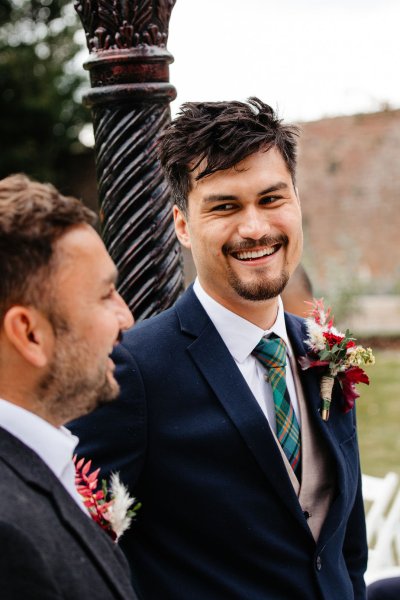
[257,182,290,196]
[203,194,238,203]
[203,182,290,203]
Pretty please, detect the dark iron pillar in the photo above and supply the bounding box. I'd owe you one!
[74,0,183,320]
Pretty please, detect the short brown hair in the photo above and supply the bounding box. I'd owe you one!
[159,97,300,213]
[0,174,96,322]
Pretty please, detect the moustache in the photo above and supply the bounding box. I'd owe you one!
[222,234,289,256]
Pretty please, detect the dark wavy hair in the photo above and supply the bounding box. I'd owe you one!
[159,97,300,213]
[0,173,96,322]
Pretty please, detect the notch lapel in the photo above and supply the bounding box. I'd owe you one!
[0,428,137,600]
[285,314,351,542]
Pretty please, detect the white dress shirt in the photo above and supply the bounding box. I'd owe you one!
[0,398,88,513]
[193,279,301,433]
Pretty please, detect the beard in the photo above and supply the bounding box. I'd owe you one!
[223,234,290,301]
[36,315,119,425]
[227,268,289,301]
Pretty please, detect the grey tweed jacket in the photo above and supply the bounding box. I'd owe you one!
[0,426,138,600]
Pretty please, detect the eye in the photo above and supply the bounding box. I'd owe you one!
[259,195,280,205]
[102,286,116,300]
[210,202,237,212]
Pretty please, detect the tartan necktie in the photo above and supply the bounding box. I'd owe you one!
[252,334,301,478]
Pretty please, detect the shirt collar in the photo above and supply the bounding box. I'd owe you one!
[0,398,79,479]
[193,278,292,363]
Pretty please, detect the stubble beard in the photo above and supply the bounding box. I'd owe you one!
[36,316,119,425]
[227,268,290,301]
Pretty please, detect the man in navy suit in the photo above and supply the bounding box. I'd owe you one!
[71,98,368,599]
[0,174,137,599]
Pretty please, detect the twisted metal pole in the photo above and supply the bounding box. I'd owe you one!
[74,0,183,320]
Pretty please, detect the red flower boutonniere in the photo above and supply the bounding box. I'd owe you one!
[74,456,141,542]
[298,299,375,421]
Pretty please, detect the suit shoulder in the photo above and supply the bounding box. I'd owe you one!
[285,311,305,326]
[119,304,180,353]
[284,311,307,337]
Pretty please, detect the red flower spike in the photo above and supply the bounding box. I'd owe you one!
[77,488,93,497]
[88,468,100,483]
[75,457,85,470]
[74,456,117,542]
[82,460,92,476]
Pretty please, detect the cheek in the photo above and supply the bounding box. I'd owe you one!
[275,207,302,235]
[87,316,116,346]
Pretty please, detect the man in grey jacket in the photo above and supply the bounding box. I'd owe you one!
[0,174,137,599]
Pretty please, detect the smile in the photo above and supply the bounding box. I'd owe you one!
[233,245,280,261]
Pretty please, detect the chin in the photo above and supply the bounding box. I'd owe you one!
[231,274,289,302]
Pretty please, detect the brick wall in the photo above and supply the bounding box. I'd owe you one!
[297,109,400,296]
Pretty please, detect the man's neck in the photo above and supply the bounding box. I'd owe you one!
[0,387,60,428]
[197,282,279,330]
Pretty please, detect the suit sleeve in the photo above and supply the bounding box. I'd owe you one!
[342,414,368,600]
[67,342,147,493]
[0,521,63,599]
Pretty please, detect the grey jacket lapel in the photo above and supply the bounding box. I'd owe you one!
[0,427,137,600]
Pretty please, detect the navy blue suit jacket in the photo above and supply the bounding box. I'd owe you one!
[70,286,367,600]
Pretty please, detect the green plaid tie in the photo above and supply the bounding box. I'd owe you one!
[252,334,301,478]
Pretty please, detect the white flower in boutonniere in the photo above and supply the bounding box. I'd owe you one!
[298,299,375,421]
[106,472,138,540]
[74,456,141,541]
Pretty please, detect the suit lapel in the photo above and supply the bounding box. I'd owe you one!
[285,314,351,541]
[0,427,137,600]
[176,289,352,540]
[176,289,310,532]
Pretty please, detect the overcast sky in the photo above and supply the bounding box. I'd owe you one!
[168,0,400,123]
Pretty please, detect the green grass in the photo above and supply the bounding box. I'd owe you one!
[357,350,400,477]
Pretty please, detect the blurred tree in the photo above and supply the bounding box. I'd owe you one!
[0,0,90,186]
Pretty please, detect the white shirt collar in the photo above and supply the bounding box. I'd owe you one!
[193,278,292,363]
[0,398,79,480]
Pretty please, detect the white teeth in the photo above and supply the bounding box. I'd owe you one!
[236,247,276,260]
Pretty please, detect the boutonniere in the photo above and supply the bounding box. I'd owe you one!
[74,456,141,542]
[298,298,375,421]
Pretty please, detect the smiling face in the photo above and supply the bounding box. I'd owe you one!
[36,224,134,425]
[174,148,303,326]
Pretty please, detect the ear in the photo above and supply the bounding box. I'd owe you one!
[173,205,191,249]
[3,306,52,368]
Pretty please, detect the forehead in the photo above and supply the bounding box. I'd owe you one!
[189,148,292,198]
[53,224,117,292]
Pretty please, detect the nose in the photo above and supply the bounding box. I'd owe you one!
[115,291,134,330]
[237,207,269,240]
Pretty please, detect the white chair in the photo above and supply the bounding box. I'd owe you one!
[365,565,400,586]
[362,472,399,547]
[367,489,400,573]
